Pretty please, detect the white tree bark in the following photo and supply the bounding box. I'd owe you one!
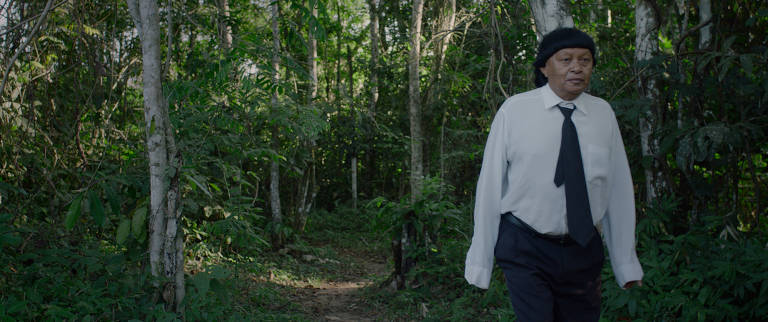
[698,0,712,49]
[127,0,184,312]
[408,0,424,201]
[395,0,425,290]
[635,0,661,202]
[217,0,233,51]
[269,0,283,234]
[297,0,319,231]
[529,0,574,39]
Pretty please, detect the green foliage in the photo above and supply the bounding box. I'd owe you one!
[0,245,162,320]
[65,195,84,230]
[368,176,463,248]
[364,178,516,319]
[0,214,21,250]
[602,200,768,321]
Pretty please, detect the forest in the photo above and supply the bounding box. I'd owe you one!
[1,0,767,320]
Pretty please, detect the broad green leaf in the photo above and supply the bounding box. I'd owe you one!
[116,219,131,245]
[88,190,106,227]
[132,204,148,241]
[65,195,83,230]
[105,183,121,215]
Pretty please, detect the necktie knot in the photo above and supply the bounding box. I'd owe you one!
[558,104,575,119]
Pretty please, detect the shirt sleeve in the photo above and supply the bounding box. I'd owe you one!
[601,115,644,287]
[465,108,508,289]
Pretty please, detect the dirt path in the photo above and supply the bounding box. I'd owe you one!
[293,251,389,321]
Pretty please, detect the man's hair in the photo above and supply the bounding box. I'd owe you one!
[533,28,597,88]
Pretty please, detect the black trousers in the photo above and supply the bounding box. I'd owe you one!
[494,214,604,322]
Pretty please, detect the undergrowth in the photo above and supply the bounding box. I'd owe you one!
[359,192,768,321]
[3,193,766,321]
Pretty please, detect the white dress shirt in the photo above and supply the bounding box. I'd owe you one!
[464,84,644,289]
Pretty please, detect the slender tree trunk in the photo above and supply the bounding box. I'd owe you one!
[335,0,342,98]
[127,0,184,313]
[394,0,425,290]
[351,155,358,209]
[699,0,712,49]
[367,0,379,117]
[434,0,455,75]
[365,0,379,205]
[528,0,574,39]
[428,0,455,179]
[308,2,317,102]
[635,0,662,203]
[269,0,283,246]
[408,0,424,202]
[675,0,688,129]
[217,0,233,51]
[346,41,359,209]
[297,0,318,232]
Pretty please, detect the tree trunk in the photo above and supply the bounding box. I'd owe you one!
[427,0,455,182]
[127,0,184,313]
[365,0,379,205]
[395,0,425,290]
[335,0,342,98]
[346,41,358,210]
[269,0,283,247]
[635,0,662,203]
[408,0,424,202]
[217,0,233,51]
[367,0,379,117]
[433,0,456,79]
[297,0,319,232]
[308,2,317,103]
[528,0,574,39]
[351,155,358,209]
[698,0,712,49]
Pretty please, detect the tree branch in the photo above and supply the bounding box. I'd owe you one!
[0,0,67,38]
[674,18,713,55]
[1,0,55,95]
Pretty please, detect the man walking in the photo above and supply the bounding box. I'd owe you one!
[464,28,643,321]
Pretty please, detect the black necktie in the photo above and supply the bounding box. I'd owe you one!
[554,104,594,247]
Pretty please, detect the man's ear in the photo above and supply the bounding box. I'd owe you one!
[539,66,548,78]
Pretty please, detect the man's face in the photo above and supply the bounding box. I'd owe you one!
[539,48,593,101]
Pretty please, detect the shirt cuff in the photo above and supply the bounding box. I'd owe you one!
[613,261,644,288]
[465,264,491,289]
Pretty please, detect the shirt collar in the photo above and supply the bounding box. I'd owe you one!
[541,83,589,115]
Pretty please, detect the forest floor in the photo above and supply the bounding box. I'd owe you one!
[242,208,394,321]
[288,247,389,321]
